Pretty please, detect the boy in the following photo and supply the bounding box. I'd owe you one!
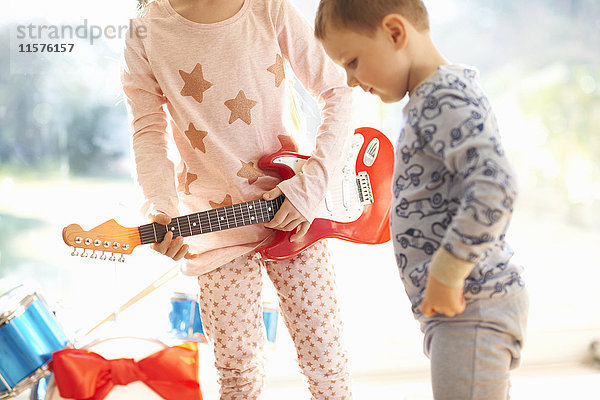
[314,1,529,399]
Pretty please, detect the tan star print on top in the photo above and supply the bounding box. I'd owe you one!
[267,54,285,88]
[185,122,208,153]
[237,160,265,184]
[224,90,257,125]
[209,194,233,209]
[177,163,198,195]
[179,63,213,103]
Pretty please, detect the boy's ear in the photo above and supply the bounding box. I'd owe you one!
[381,14,408,49]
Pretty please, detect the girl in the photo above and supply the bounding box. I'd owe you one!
[122,0,354,398]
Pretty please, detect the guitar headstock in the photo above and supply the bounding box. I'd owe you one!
[62,219,141,262]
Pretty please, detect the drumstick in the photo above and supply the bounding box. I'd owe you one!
[85,265,180,336]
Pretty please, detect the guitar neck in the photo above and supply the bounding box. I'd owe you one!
[138,195,285,245]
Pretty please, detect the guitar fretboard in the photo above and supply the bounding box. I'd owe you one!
[138,195,285,245]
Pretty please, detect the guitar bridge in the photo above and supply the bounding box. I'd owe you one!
[356,171,374,205]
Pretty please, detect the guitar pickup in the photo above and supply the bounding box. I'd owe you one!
[356,171,374,205]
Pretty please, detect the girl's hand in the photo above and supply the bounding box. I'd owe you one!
[148,211,190,261]
[262,187,310,242]
[421,274,466,318]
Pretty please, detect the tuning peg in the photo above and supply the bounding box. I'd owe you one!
[71,247,79,257]
[108,254,116,262]
[90,251,98,259]
[118,255,125,263]
[100,252,107,261]
[80,250,89,258]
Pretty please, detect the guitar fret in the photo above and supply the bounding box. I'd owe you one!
[216,208,224,230]
[243,202,251,225]
[250,202,256,223]
[186,215,192,235]
[235,203,245,226]
[225,205,237,228]
[262,200,269,223]
[223,206,231,228]
[200,212,210,233]
[178,215,191,237]
[258,199,266,223]
[206,210,214,232]
[265,199,275,221]
[188,214,197,235]
[235,203,243,226]
[213,209,221,231]
[252,201,259,223]
[210,209,219,231]
[192,213,203,235]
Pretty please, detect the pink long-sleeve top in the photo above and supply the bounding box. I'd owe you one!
[121,0,353,275]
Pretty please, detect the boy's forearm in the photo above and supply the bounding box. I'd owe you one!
[429,247,476,289]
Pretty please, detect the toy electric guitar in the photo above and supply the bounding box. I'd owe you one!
[62,127,394,262]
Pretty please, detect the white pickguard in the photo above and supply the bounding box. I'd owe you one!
[273,134,367,223]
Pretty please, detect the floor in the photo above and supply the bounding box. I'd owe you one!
[12,362,600,399]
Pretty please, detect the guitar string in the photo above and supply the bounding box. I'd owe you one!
[137,196,284,244]
[70,193,276,252]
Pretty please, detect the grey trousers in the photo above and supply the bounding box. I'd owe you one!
[420,286,529,400]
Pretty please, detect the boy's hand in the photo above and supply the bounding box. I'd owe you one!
[148,211,190,261]
[421,274,466,318]
[263,187,310,242]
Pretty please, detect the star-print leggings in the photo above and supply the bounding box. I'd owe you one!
[197,240,352,400]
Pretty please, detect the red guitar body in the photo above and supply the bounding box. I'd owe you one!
[257,127,394,260]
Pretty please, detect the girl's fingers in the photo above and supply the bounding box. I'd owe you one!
[290,222,310,242]
[278,219,301,232]
[264,210,287,229]
[172,244,189,261]
[165,236,184,258]
[153,231,173,254]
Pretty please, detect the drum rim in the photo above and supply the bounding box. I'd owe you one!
[0,292,39,328]
[0,361,51,399]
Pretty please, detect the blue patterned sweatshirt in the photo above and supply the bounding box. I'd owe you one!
[391,64,525,316]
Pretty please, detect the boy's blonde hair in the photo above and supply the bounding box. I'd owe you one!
[314,0,429,39]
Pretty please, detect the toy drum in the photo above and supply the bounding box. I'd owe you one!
[169,292,205,342]
[262,302,279,343]
[42,337,168,400]
[0,285,69,399]
[169,292,279,343]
